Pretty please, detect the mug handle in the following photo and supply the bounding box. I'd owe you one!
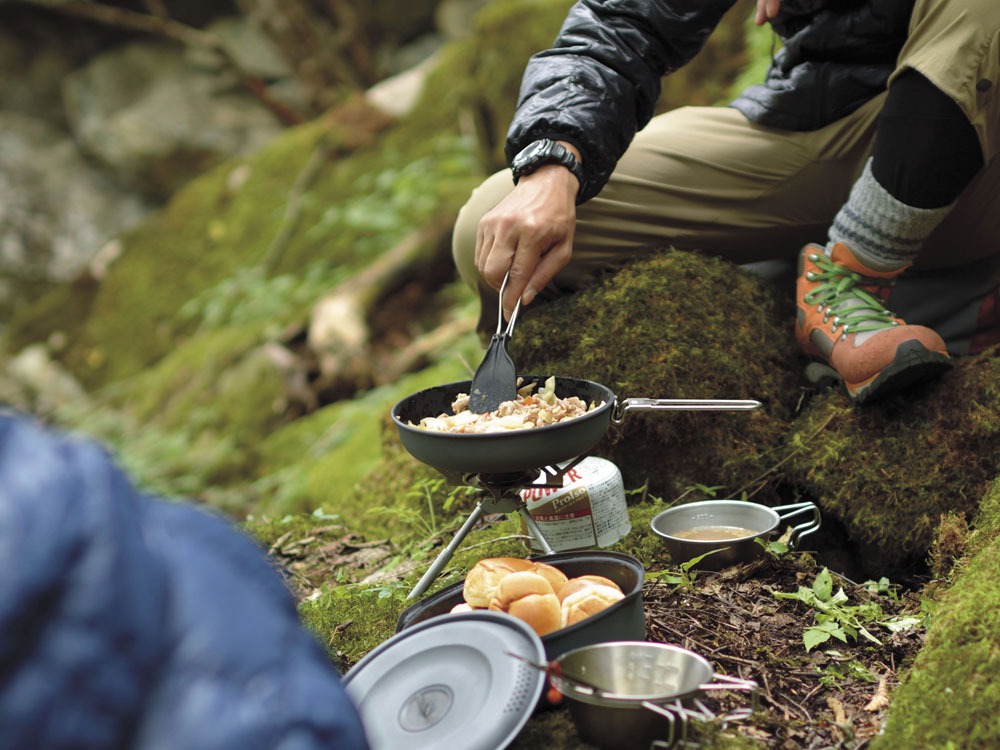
[643,673,758,746]
[771,501,821,547]
[696,673,760,723]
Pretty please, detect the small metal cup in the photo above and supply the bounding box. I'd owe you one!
[550,641,757,750]
[650,500,821,570]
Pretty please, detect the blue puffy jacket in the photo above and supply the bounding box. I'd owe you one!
[0,413,369,750]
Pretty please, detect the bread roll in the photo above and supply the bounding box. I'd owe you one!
[450,602,475,614]
[560,584,625,628]
[463,557,535,608]
[531,561,569,592]
[488,570,562,636]
[556,575,622,603]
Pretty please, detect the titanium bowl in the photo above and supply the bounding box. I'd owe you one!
[550,641,757,750]
[650,500,821,571]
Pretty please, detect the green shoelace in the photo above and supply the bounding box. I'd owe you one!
[803,252,900,338]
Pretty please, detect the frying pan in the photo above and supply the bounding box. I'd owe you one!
[391,375,760,476]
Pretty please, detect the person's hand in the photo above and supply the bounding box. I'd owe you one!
[755,0,780,25]
[475,150,580,321]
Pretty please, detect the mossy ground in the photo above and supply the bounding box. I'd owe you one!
[872,479,1000,750]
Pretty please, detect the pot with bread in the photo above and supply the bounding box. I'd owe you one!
[398,551,646,661]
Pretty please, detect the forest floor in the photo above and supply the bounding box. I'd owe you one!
[269,532,926,749]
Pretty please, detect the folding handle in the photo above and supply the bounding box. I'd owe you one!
[772,501,822,547]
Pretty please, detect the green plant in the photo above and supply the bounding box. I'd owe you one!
[367,477,478,559]
[648,548,725,587]
[773,567,923,651]
[755,537,789,557]
[817,651,878,687]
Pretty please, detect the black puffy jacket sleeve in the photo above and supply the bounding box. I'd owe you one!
[506,0,739,203]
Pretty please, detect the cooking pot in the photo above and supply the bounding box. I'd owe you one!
[397,551,646,661]
[391,375,760,476]
[650,500,821,570]
[551,641,757,750]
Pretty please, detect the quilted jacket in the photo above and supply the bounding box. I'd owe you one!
[0,413,369,750]
[507,0,915,202]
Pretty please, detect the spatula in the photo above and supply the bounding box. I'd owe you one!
[469,272,521,414]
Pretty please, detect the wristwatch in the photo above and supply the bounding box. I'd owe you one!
[510,139,586,198]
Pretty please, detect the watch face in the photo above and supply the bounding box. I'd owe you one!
[516,140,552,169]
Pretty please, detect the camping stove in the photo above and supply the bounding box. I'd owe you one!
[406,458,587,599]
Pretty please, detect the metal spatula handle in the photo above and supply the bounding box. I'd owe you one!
[495,272,521,338]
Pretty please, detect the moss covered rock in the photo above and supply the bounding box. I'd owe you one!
[784,350,1000,575]
[511,249,801,502]
[872,479,1000,749]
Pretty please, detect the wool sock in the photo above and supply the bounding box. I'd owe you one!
[828,158,952,271]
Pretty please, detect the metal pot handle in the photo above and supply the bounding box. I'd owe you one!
[611,398,762,425]
[640,700,685,748]
[641,674,758,748]
[695,673,760,722]
[771,501,822,547]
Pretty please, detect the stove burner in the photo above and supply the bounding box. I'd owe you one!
[441,456,588,494]
[406,457,589,600]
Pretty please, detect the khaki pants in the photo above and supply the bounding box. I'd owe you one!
[453,0,1000,352]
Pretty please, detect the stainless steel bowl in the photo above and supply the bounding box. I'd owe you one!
[650,500,821,571]
[550,641,757,750]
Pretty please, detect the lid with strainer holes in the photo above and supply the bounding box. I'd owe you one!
[343,610,546,750]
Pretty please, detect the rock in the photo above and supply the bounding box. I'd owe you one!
[365,51,442,118]
[62,41,284,199]
[0,27,77,126]
[0,112,149,310]
[435,0,493,39]
[0,344,89,417]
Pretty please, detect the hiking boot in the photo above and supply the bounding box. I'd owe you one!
[796,242,952,404]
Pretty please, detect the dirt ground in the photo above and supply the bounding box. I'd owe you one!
[271,529,925,750]
[509,553,925,749]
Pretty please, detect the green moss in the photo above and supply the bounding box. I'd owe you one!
[249,338,481,523]
[968,477,1000,554]
[512,249,800,502]
[873,529,1000,749]
[783,352,1000,573]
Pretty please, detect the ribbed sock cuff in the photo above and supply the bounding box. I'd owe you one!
[829,159,952,270]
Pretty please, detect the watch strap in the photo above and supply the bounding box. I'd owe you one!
[511,139,585,199]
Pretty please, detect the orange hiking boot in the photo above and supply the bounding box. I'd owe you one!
[796,242,952,404]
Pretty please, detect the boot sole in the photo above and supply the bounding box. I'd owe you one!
[848,339,953,404]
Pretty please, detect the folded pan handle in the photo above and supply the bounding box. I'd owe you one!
[611,398,762,425]
[771,501,822,547]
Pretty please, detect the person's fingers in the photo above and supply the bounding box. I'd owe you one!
[475,219,488,270]
[522,237,573,307]
[755,0,780,25]
[476,228,495,278]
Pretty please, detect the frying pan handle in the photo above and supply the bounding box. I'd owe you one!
[611,398,762,425]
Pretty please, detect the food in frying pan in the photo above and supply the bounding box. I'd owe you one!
[451,557,624,635]
[413,376,602,433]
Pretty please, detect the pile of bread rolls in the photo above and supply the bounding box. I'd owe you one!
[450,557,624,636]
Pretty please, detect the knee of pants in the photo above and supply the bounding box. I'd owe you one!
[901,0,1000,160]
